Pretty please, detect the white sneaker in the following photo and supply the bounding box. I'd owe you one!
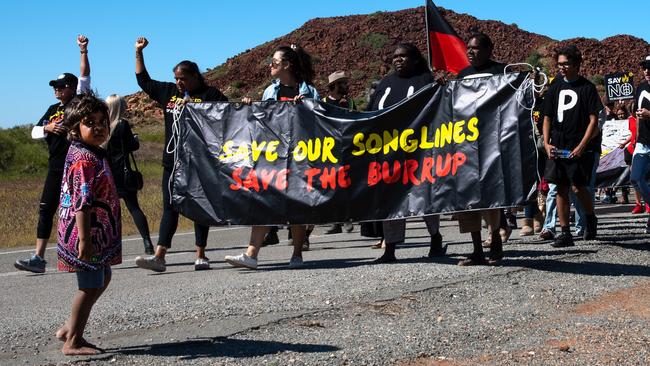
[194,257,211,271]
[288,255,304,269]
[135,255,166,272]
[224,253,257,269]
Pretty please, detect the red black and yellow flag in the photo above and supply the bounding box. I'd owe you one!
[425,1,470,74]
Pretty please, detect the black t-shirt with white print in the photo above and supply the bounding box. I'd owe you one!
[456,60,505,79]
[367,71,434,111]
[635,81,650,147]
[136,70,228,168]
[38,102,72,170]
[542,76,603,151]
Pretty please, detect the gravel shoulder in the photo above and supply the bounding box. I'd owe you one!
[0,205,648,365]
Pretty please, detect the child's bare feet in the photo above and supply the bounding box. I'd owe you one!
[56,327,103,352]
[61,343,102,356]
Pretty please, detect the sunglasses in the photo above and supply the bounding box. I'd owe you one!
[557,61,574,68]
[268,58,284,68]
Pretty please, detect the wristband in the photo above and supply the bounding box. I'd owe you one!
[80,50,88,54]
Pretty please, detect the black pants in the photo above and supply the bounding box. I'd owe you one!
[36,168,64,239]
[158,168,209,248]
[121,190,151,242]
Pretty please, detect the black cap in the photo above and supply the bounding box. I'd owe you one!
[49,73,78,88]
[640,55,650,68]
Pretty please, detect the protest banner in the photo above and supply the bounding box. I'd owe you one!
[171,73,537,225]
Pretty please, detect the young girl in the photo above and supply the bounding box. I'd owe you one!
[224,44,318,270]
[56,93,122,356]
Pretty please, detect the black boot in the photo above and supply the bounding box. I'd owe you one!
[374,243,397,263]
[143,237,155,255]
[583,214,598,240]
[427,232,446,258]
[262,227,280,247]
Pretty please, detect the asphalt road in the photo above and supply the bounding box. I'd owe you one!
[0,204,649,365]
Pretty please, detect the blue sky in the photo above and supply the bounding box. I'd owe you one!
[1,0,648,128]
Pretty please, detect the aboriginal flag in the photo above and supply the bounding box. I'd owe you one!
[425,0,470,74]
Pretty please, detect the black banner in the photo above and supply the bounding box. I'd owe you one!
[172,72,536,225]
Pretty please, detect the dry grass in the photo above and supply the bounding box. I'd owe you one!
[0,141,196,249]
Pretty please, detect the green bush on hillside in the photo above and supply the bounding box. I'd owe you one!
[0,126,49,175]
[360,32,389,52]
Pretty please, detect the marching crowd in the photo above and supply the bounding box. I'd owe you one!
[11,31,650,355]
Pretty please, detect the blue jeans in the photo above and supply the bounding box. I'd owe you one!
[631,146,650,205]
[543,183,558,232]
[573,151,599,233]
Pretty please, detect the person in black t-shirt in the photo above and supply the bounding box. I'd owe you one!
[15,35,92,274]
[132,37,228,273]
[542,45,601,247]
[630,55,650,233]
[454,32,507,267]
[322,71,355,235]
[366,43,445,264]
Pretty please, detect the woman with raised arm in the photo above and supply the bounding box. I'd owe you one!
[132,37,228,272]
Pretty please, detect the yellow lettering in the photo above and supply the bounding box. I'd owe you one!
[366,133,382,154]
[322,137,338,163]
[453,120,466,144]
[382,129,399,155]
[419,126,434,149]
[399,129,418,153]
[266,141,279,161]
[439,122,454,148]
[251,141,266,162]
[293,141,307,162]
[352,133,366,156]
[219,140,235,161]
[466,117,479,141]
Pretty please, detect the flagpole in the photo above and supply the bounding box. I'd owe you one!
[425,0,432,71]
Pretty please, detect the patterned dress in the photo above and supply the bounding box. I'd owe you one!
[57,141,122,272]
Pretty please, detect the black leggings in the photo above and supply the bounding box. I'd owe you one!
[36,168,64,239]
[121,190,151,242]
[158,168,209,248]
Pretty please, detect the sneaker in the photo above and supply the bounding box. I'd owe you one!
[288,255,304,268]
[551,232,575,248]
[194,257,210,271]
[224,253,257,269]
[135,255,166,272]
[632,203,644,214]
[602,196,613,204]
[583,214,597,240]
[14,254,46,273]
[539,229,555,240]
[343,222,354,233]
[324,224,342,235]
[302,238,310,251]
[575,229,585,237]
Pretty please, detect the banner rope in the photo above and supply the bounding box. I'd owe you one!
[503,63,549,192]
[166,93,188,204]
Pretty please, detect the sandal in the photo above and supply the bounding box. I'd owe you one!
[371,239,385,249]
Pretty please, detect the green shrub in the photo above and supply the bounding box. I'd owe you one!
[360,32,389,51]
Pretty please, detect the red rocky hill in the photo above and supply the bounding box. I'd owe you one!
[127,6,650,122]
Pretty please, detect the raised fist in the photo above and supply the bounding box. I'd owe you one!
[77,34,89,51]
[135,37,149,51]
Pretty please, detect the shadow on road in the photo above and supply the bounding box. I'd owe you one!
[107,336,339,359]
[501,258,650,277]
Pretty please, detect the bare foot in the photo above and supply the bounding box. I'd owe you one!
[61,344,102,356]
[56,329,102,351]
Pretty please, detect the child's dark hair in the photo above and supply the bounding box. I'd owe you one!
[64,92,109,141]
[395,42,430,75]
[468,32,494,52]
[555,45,582,66]
[276,45,315,85]
[173,60,207,86]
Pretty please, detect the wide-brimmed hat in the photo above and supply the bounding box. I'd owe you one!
[327,71,349,85]
[49,73,78,88]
